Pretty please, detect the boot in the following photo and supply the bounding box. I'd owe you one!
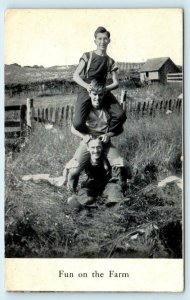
[103,182,123,206]
[67,195,82,211]
[111,166,129,191]
[77,188,95,206]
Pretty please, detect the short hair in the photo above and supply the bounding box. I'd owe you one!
[94,26,110,38]
[87,137,103,147]
[90,79,105,94]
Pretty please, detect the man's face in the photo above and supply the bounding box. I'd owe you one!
[94,32,110,51]
[87,139,103,163]
[89,90,104,109]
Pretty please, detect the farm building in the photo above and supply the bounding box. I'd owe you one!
[140,57,180,84]
[117,62,143,72]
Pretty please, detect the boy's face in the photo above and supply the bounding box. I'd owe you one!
[94,32,110,51]
[89,90,105,109]
[87,139,103,163]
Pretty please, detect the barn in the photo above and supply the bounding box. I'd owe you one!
[140,57,180,84]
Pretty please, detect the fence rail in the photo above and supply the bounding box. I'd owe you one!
[167,73,183,83]
[5,98,33,145]
[5,105,24,143]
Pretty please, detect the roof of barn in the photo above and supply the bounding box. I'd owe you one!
[140,57,172,72]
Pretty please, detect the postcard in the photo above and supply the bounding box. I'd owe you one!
[4,8,183,292]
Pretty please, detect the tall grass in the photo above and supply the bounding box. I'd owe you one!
[6,111,182,186]
[5,111,182,258]
[114,113,182,178]
[5,114,182,176]
[113,82,182,103]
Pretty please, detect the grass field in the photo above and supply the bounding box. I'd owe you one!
[5,87,183,258]
[5,81,182,108]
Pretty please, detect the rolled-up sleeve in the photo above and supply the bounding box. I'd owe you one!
[79,52,88,64]
[110,61,119,72]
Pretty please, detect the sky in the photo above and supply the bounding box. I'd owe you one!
[4,9,183,67]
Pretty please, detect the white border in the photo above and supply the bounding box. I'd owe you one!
[1,0,189,299]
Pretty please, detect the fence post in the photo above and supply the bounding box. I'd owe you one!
[26,98,33,128]
[51,108,56,123]
[149,100,155,116]
[70,105,74,122]
[142,101,146,116]
[37,108,41,122]
[57,107,63,125]
[55,107,59,123]
[41,108,44,123]
[49,107,53,122]
[136,102,141,118]
[61,107,64,124]
[169,99,172,111]
[65,105,70,122]
[172,99,176,112]
[120,89,127,112]
[164,100,168,113]
[146,101,149,112]
[45,108,48,122]
[178,99,182,113]
[20,104,27,136]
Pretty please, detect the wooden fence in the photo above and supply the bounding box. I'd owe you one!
[5,95,182,144]
[31,98,182,124]
[5,98,33,145]
[32,105,74,124]
[167,73,183,83]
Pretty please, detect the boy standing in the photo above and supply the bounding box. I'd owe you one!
[73,26,126,134]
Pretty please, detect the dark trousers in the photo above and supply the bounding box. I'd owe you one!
[78,180,124,206]
[73,88,126,134]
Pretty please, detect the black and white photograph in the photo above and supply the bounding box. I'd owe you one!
[4,8,183,291]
